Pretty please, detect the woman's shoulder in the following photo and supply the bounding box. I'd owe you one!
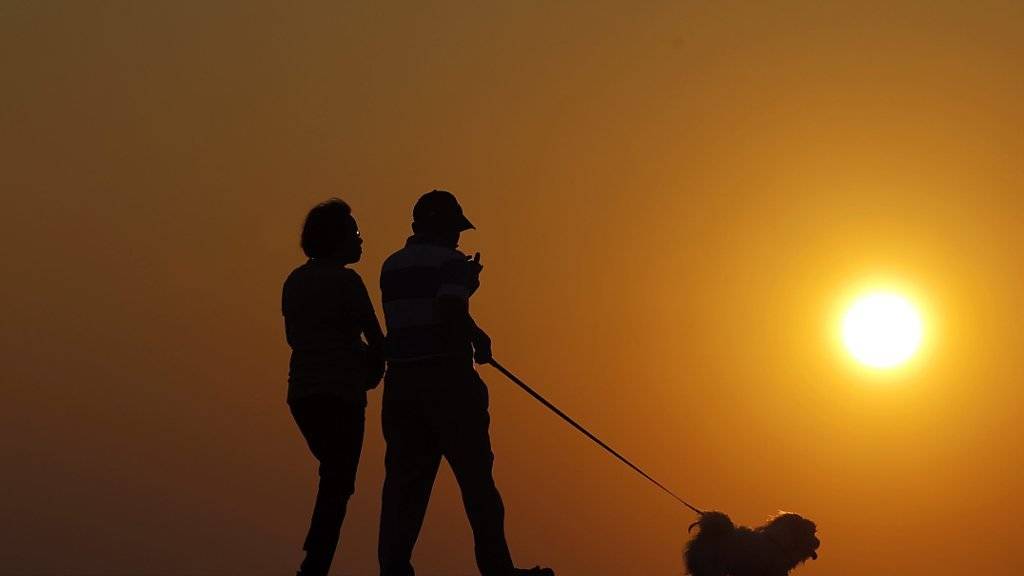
[284,261,364,288]
[334,267,372,299]
[283,261,313,290]
[336,266,366,283]
[311,264,368,292]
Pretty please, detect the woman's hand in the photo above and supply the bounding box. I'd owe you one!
[364,353,385,390]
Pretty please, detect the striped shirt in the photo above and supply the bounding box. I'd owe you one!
[380,236,476,363]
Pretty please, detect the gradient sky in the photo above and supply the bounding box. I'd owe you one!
[2,2,1022,575]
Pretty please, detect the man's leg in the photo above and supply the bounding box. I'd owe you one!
[379,377,442,576]
[436,370,515,576]
[290,398,366,576]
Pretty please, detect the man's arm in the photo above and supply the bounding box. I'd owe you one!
[470,318,491,365]
[436,297,492,364]
[437,252,491,364]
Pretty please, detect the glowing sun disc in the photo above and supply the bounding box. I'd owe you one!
[842,292,923,368]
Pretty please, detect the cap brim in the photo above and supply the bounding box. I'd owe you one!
[457,214,475,231]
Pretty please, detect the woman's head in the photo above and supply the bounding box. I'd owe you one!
[300,199,362,263]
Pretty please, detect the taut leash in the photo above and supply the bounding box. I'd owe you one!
[488,359,704,516]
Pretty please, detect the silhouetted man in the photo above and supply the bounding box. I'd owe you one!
[378,191,553,576]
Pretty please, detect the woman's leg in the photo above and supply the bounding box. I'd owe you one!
[290,397,366,576]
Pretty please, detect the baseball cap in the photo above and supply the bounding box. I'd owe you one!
[413,190,475,231]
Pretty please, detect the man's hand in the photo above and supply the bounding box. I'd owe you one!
[465,252,482,294]
[472,326,492,365]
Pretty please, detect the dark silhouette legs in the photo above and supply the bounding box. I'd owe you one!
[378,405,442,576]
[290,397,366,576]
[447,414,512,576]
[379,360,514,576]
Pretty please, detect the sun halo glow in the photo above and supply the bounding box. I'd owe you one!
[841,292,923,369]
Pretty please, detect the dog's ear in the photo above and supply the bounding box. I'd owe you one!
[764,513,803,546]
[771,513,815,535]
[765,513,819,563]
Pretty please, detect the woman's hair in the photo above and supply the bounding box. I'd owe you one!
[300,198,355,258]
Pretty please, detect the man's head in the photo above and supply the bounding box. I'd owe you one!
[412,190,474,246]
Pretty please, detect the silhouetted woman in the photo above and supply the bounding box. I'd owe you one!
[282,199,385,576]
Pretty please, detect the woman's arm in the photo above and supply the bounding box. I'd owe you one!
[351,273,385,389]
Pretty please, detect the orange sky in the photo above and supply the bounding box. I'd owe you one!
[2,2,1022,575]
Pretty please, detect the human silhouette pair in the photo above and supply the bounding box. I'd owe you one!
[282,193,554,576]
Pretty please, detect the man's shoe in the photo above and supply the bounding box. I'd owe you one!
[512,566,554,576]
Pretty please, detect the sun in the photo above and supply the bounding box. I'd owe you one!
[842,292,923,369]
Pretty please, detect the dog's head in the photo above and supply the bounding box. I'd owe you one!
[762,512,820,565]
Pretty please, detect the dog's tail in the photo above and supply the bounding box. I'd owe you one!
[684,511,735,576]
[688,511,734,536]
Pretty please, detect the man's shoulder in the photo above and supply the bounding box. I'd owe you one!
[382,244,463,271]
[381,247,405,266]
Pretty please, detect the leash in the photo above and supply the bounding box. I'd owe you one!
[488,359,705,516]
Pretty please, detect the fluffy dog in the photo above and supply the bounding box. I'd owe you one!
[684,511,820,576]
